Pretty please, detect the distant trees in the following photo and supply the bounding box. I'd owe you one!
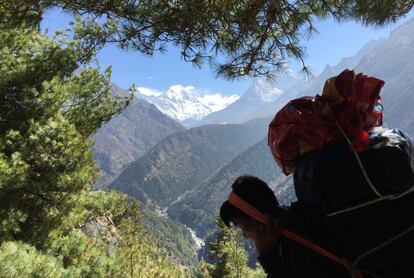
[200,216,266,278]
[112,202,188,278]
[2,1,412,79]
[143,210,199,268]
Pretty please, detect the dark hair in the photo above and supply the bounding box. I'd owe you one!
[220,175,280,227]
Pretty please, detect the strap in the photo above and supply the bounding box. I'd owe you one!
[326,186,414,217]
[228,192,364,277]
[334,119,383,197]
[327,119,414,217]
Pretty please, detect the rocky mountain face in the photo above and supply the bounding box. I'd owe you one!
[93,85,186,187]
[108,118,270,209]
[81,215,120,257]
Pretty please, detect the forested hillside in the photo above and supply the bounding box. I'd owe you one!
[143,211,199,268]
[168,138,295,239]
[109,118,269,208]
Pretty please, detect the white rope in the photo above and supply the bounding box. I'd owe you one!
[317,119,414,276]
[326,120,414,217]
[334,120,383,197]
[351,222,414,273]
[349,267,381,278]
[327,186,414,217]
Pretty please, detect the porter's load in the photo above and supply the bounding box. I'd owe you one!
[268,69,414,276]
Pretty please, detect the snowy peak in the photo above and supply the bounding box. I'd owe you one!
[197,73,310,126]
[158,85,211,121]
[136,87,162,97]
[245,78,284,103]
[198,94,240,112]
[161,85,196,102]
[135,84,239,125]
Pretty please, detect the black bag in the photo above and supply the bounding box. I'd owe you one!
[294,128,414,213]
[293,128,414,276]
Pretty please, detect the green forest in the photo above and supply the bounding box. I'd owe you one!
[0,2,263,277]
[1,1,413,277]
[0,7,188,278]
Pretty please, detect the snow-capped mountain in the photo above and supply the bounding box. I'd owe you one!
[93,84,186,187]
[244,79,284,103]
[157,85,212,121]
[197,93,240,112]
[196,74,308,126]
[135,85,239,126]
[132,73,309,127]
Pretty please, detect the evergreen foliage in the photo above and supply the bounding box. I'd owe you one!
[143,210,199,268]
[112,202,191,278]
[5,1,412,79]
[0,241,65,277]
[199,216,265,278]
[0,5,188,277]
[0,22,126,246]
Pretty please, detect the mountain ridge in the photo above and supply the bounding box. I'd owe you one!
[196,75,307,126]
[108,118,270,209]
[93,84,186,187]
[136,85,240,125]
[167,137,296,239]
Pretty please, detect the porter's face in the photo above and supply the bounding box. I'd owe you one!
[231,217,258,239]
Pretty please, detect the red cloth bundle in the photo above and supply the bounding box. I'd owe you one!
[268,69,384,175]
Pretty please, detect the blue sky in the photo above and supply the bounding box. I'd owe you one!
[42,8,414,96]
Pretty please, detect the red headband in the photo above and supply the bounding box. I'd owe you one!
[228,192,267,224]
[227,191,362,277]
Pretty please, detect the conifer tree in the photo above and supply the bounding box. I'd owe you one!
[0,14,127,246]
[200,216,265,278]
[0,4,188,277]
[2,0,412,79]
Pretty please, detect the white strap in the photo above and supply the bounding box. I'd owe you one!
[327,186,414,217]
[326,120,414,217]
